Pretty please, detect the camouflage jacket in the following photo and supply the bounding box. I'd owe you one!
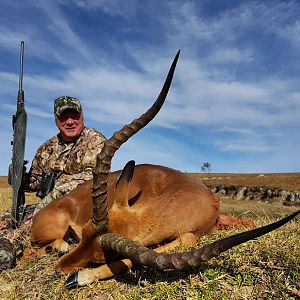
[29,127,106,200]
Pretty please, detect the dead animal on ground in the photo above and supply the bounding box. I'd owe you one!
[29,51,300,288]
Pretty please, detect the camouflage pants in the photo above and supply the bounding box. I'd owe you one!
[0,207,35,270]
[1,195,54,270]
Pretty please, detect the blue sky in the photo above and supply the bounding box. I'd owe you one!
[1,0,300,175]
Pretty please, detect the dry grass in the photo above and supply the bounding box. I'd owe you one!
[0,175,299,299]
[0,177,39,213]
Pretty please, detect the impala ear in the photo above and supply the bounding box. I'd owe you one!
[114,160,136,207]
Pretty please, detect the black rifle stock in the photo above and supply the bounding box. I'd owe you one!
[10,41,27,225]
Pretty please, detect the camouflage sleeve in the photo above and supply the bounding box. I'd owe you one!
[48,170,93,199]
[27,128,106,200]
[49,129,106,199]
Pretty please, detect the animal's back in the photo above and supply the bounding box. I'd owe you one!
[108,164,220,245]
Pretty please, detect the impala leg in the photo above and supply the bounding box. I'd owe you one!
[23,239,71,262]
[50,239,71,253]
[217,214,255,229]
[65,232,198,288]
[65,258,133,288]
[155,232,197,253]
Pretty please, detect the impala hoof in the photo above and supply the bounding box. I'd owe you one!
[64,272,79,289]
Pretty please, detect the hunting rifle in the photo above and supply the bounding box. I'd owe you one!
[9,41,27,226]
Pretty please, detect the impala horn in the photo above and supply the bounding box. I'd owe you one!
[92,50,180,233]
[99,210,299,269]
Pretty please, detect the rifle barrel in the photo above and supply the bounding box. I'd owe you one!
[19,41,24,92]
[11,41,27,225]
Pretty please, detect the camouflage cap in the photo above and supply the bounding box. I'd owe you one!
[54,96,82,116]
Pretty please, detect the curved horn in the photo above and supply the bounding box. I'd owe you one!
[92,50,180,233]
[99,210,299,270]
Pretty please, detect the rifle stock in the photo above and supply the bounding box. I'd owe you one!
[10,41,27,225]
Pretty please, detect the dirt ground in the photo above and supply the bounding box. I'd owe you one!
[0,176,9,187]
[189,172,300,191]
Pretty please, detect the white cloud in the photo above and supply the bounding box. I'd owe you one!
[0,28,27,50]
[34,0,96,64]
[278,20,300,50]
[2,48,299,131]
[1,0,300,174]
[57,0,138,17]
[220,143,271,153]
[206,48,254,64]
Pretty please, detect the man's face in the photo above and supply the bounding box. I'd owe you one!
[55,109,84,142]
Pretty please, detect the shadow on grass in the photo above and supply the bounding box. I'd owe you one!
[113,261,238,286]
